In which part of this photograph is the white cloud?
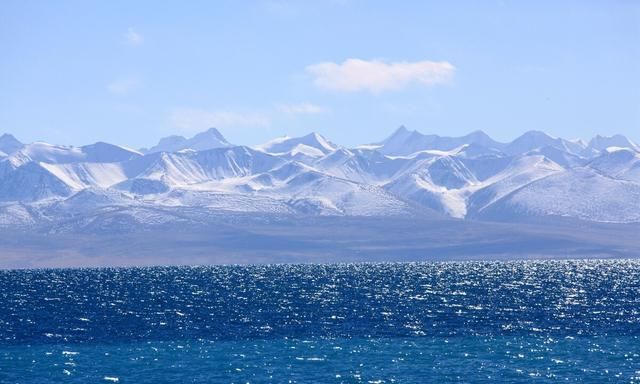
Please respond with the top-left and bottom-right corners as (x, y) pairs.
(170, 108), (271, 133)
(306, 58), (455, 93)
(107, 77), (140, 95)
(277, 102), (325, 115)
(125, 28), (144, 45)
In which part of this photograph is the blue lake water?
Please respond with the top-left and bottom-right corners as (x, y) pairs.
(1, 260), (639, 383)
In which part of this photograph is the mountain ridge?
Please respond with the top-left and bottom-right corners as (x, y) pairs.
(1, 127), (639, 228)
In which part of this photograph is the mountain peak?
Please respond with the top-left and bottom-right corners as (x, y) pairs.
(148, 128), (232, 153)
(192, 127), (227, 142)
(302, 132), (335, 149)
(0, 133), (18, 140)
(394, 125), (410, 134)
(520, 130), (555, 139)
(302, 131), (323, 140)
(377, 128), (502, 156)
(379, 125), (415, 146)
(256, 132), (337, 156)
(588, 134), (638, 152)
(0, 133), (24, 155)
(465, 130), (492, 140)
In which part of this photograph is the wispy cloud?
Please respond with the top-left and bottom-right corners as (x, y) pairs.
(107, 77), (141, 95)
(125, 28), (144, 46)
(306, 58), (455, 93)
(170, 108), (271, 133)
(277, 102), (325, 115)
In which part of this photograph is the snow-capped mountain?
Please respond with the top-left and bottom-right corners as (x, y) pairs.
(255, 132), (337, 159)
(587, 134), (639, 154)
(587, 147), (640, 183)
(15, 141), (141, 164)
(502, 130), (586, 156)
(144, 128), (232, 153)
(370, 126), (503, 156)
(1, 127), (639, 227)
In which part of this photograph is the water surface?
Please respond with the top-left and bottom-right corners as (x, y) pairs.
(1, 261), (639, 382)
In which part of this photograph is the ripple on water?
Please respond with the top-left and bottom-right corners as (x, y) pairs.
(0, 260), (639, 382)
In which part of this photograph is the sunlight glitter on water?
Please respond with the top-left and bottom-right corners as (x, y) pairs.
(0, 260), (639, 383)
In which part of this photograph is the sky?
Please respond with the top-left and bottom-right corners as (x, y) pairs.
(1, 0), (639, 149)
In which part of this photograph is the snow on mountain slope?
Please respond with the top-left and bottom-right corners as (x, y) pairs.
(275, 170), (413, 216)
(0, 202), (37, 226)
(1, 127), (639, 224)
(420, 156), (478, 189)
(153, 189), (295, 214)
(458, 155), (513, 182)
(378, 154), (479, 217)
(314, 148), (409, 184)
(290, 144), (326, 158)
(587, 147), (640, 183)
(15, 142), (141, 164)
(0, 134), (24, 155)
(116, 146), (286, 192)
(385, 172), (468, 217)
(268, 161), (317, 182)
(163, 159), (414, 216)
(16, 142), (85, 163)
(467, 155), (564, 217)
(255, 132), (337, 156)
(177, 146), (284, 182)
(503, 131), (586, 156)
(114, 178), (172, 195)
(587, 134), (639, 153)
(374, 126), (503, 156)
(39, 162), (129, 189)
(49, 205), (203, 234)
(375, 147), (568, 219)
(524, 146), (586, 168)
(0, 161), (73, 201)
(49, 188), (134, 214)
(477, 168), (640, 223)
(455, 143), (506, 159)
(79, 142), (142, 162)
(146, 128), (232, 153)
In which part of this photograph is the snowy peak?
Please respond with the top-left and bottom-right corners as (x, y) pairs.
(17, 142), (84, 164)
(588, 134), (639, 153)
(256, 132), (337, 156)
(373, 126), (416, 154)
(188, 128), (232, 150)
(587, 147), (640, 183)
(79, 142), (142, 163)
(381, 125), (413, 145)
(375, 127), (502, 156)
(147, 128), (232, 153)
(504, 130), (587, 156)
(13, 141), (141, 164)
(1, 127), (640, 224)
(148, 135), (185, 152)
(0, 133), (24, 155)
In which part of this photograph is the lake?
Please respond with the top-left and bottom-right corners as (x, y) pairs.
(1, 260), (639, 382)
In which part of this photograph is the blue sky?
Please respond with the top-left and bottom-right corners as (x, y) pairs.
(1, 0), (638, 148)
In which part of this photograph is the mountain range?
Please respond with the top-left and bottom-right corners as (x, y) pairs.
(1, 127), (639, 225)
(1, 127), (639, 267)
